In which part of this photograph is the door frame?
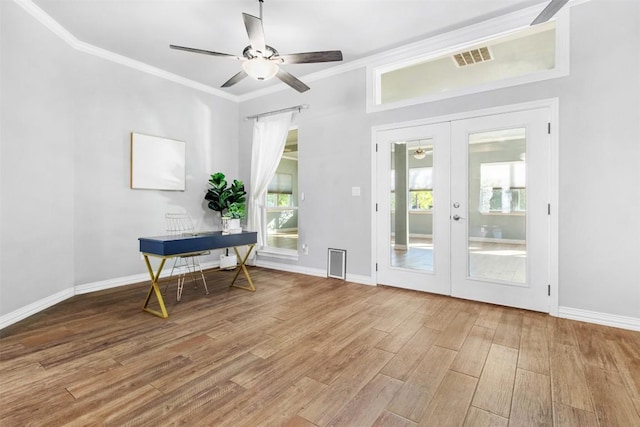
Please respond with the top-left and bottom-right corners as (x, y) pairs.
(371, 98), (559, 315)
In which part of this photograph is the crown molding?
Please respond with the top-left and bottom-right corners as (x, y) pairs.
(237, 1), (576, 102)
(13, 0), (238, 102)
(14, 0), (588, 104)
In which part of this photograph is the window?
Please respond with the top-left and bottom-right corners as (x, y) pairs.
(479, 161), (526, 213)
(391, 167), (434, 211)
(409, 167), (433, 210)
(264, 129), (299, 254)
(368, 11), (569, 112)
(267, 173), (293, 208)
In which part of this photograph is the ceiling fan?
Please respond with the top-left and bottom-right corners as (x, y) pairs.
(170, 0), (343, 93)
(530, 0), (569, 25)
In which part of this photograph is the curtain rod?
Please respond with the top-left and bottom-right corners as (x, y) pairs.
(245, 104), (309, 121)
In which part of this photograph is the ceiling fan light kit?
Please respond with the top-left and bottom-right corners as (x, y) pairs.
(413, 148), (427, 160)
(170, 0), (343, 92)
(242, 57), (279, 81)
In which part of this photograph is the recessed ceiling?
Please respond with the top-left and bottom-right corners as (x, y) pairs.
(30, 0), (550, 97)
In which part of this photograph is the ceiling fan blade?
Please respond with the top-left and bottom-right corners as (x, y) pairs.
(277, 50), (343, 64)
(276, 69), (310, 93)
(242, 13), (267, 53)
(170, 45), (239, 59)
(530, 0), (569, 25)
(221, 70), (248, 88)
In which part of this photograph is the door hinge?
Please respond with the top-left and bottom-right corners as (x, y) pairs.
(548, 122), (551, 134)
(376, 263), (378, 272)
(375, 203), (378, 212)
(375, 143), (378, 152)
(548, 204), (551, 215)
(548, 284), (551, 296)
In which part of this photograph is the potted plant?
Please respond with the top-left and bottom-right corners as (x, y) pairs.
(204, 172), (247, 233)
(226, 202), (246, 219)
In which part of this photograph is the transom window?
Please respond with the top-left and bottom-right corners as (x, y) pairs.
(368, 11), (569, 113)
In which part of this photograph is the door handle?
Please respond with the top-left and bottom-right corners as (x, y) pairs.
(452, 214), (464, 221)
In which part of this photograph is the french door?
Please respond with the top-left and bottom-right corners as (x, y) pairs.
(376, 108), (551, 312)
(376, 123), (451, 295)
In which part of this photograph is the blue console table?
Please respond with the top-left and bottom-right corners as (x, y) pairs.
(138, 231), (258, 318)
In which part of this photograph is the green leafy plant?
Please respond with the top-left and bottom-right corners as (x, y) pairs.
(204, 172), (247, 218)
(227, 202), (246, 219)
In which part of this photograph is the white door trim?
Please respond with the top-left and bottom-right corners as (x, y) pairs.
(371, 98), (559, 315)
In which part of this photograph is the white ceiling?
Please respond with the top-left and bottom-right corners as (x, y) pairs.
(30, 0), (550, 97)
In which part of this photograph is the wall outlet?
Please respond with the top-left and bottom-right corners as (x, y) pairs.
(302, 243), (309, 255)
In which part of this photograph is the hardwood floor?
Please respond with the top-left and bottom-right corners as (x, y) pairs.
(1, 268), (639, 426)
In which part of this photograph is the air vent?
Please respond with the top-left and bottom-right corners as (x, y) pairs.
(327, 248), (347, 280)
(453, 47), (492, 67)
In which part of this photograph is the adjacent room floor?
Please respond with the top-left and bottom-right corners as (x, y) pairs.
(391, 237), (526, 282)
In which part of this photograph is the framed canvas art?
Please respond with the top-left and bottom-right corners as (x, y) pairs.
(130, 132), (186, 191)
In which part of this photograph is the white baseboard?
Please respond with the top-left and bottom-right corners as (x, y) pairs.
(255, 259), (374, 286)
(558, 306), (640, 331)
(75, 260), (221, 295)
(255, 259), (326, 278)
(74, 272), (150, 295)
(346, 273), (375, 286)
(0, 259), (221, 330)
(9, 267), (635, 333)
(469, 237), (525, 245)
(0, 288), (74, 330)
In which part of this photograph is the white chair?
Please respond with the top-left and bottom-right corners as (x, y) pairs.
(164, 212), (209, 301)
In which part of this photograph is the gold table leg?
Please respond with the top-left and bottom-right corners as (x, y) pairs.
(230, 244), (256, 292)
(142, 255), (169, 318)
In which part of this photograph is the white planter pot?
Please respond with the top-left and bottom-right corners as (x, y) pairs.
(228, 218), (241, 233)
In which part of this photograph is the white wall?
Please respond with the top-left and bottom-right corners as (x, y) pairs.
(240, 0), (640, 320)
(0, 1), (239, 316)
(556, 0), (639, 318)
(70, 52), (239, 284)
(240, 69), (375, 277)
(1, 1), (76, 314)
(1, 0), (637, 326)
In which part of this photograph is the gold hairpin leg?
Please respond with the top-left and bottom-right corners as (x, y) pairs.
(230, 244), (256, 292)
(142, 255), (169, 318)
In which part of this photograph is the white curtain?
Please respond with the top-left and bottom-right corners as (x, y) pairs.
(248, 111), (296, 248)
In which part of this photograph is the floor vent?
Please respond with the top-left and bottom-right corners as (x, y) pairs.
(327, 248), (347, 280)
(453, 47), (492, 67)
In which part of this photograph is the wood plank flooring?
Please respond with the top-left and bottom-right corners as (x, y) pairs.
(1, 268), (639, 426)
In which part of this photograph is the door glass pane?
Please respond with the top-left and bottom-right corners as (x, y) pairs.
(468, 128), (526, 283)
(390, 139), (434, 271)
